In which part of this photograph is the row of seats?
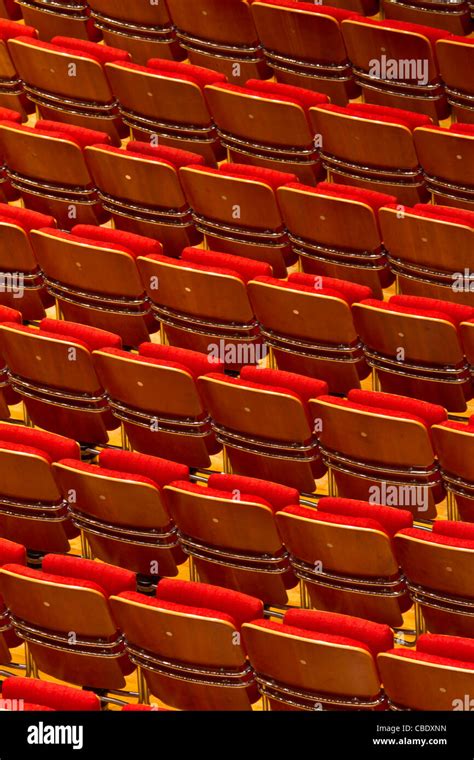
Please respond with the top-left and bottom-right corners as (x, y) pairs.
(0, 541), (472, 711)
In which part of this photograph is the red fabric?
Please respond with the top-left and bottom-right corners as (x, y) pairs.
(126, 141), (206, 167)
(0, 321), (93, 351)
(316, 103), (430, 131)
(359, 298), (459, 326)
(0, 537), (26, 566)
(98, 449), (189, 488)
(51, 36), (130, 65)
(0, 204), (54, 231)
(280, 503), (387, 534)
(433, 521), (474, 542)
(121, 705), (168, 711)
(117, 590), (237, 627)
(71, 225), (163, 259)
(245, 79), (329, 111)
(200, 372), (307, 410)
(86, 143), (177, 170)
(208, 473), (298, 512)
(218, 162), (297, 191)
(347, 389), (447, 426)
(0, 440), (59, 465)
(42, 554), (135, 597)
(0, 305), (21, 323)
(96, 347), (201, 380)
(380, 647), (474, 670)
(288, 272), (372, 304)
(354, 17), (452, 47)
(147, 57), (227, 87)
(436, 420), (474, 433)
(56, 458), (159, 490)
(2, 678), (100, 711)
(0, 107), (21, 124)
(0, 19), (35, 41)
(240, 366), (327, 407)
(442, 35), (474, 45)
(314, 181), (396, 211)
(35, 120), (110, 149)
(395, 527), (474, 551)
(412, 204), (474, 229)
(389, 295), (474, 326)
(318, 496), (413, 536)
(252, 275), (348, 302)
(138, 342), (224, 379)
(1, 563), (106, 596)
(39, 318), (122, 352)
(417, 633), (474, 663)
(284, 608), (393, 655)
(166, 479), (272, 509)
(316, 394), (441, 430)
(449, 123), (474, 136)
(245, 618), (374, 655)
(181, 247), (272, 283)
(110, 61), (210, 90)
(0, 423), (79, 462)
(144, 252), (245, 282)
(156, 578), (264, 629)
(36, 228), (138, 261)
(256, 0), (360, 21)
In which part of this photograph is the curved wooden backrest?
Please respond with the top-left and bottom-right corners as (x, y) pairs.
(460, 322), (474, 365)
(8, 38), (113, 102)
(310, 107), (418, 169)
(0, 445), (61, 501)
(0, 39), (17, 80)
(31, 229), (144, 298)
(436, 39), (474, 96)
(309, 397), (435, 467)
(0, 123), (91, 185)
(414, 128), (474, 185)
(378, 651), (474, 710)
(93, 349), (205, 417)
(110, 594), (246, 667)
(242, 621), (381, 697)
(248, 279), (357, 343)
(198, 374), (313, 442)
(167, 0), (258, 44)
(278, 186), (381, 250)
(164, 482), (282, 553)
(251, 2), (348, 62)
(431, 423), (474, 481)
(52, 461), (170, 529)
(85, 146), (187, 209)
(379, 206), (473, 270)
(137, 255), (254, 323)
(205, 85), (313, 147)
(394, 531), (474, 598)
(353, 302), (463, 364)
(0, 324), (101, 393)
(105, 63), (211, 125)
(0, 221), (38, 271)
(179, 167), (283, 230)
(0, 567), (118, 637)
(88, 0), (172, 25)
(341, 20), (437, 79)
(276, 510), (398, 577)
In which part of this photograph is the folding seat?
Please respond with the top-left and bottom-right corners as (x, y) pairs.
(250, 1), (362, 105)
(276, 497), (413, 626)
(309, 103), (431, 204)
(414, 122), (474, 210)
(30, 225), (162, 347)
(0, 204), (56, 320)
(0, 319), (122, 443)
(93, 343), (224, 468)
(204, 80), (329, 184)
(165, 0), (269, 83)
(110, 577), (263, 710)
(52, 450), (189, 577)
(0, 304), (21, 417)
(248, 273), (372, 393)
(0, 537), (26, 666)
(164, 473), (299, 603)
(0, 423), (80, 552)
(242, 608), (393, 710)
(7, 36), (131, 144)
(310, 390), (447, 518)
(383, 0), (472, 35)
(0, 107), (22, 202)
(87, 0), (184, 65)
(277, 182), (396, 298)
(179, 163), (297, 278)
(341, 19), (451, 121)
(431, 417), (474, 521)
(0, 555), (136, 689)
(0, 19), (36, 118)
(105, 58), (227, 164)
(137, 248), (269, 369)
(437, 37), (474, 123)
(198, 367), (328, 491)
(378, 633), (474, 709)
(353, 295), (474, 411)
(0, 677), (101, 710)
(16, 0), (100, 43)
(0, 119), (111, 227)
(379, 203), (474, 306)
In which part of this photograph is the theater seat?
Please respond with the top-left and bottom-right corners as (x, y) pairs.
(432, 418), (474, 521)
(414, 123), (474, 211)
(383, 0), (472, 35)
(0, 19), (36, 118)
(0, 537), (25, 664)
(16, 0), (100, 43)
(0, 677), (101, 710)
(0, 303), (21, 416)
(437, 36), (474, 124)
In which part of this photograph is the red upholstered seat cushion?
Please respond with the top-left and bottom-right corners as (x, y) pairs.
(112, 61), (214, 90)
(0, 321), (98, 352)
(117, 590), (238, 627)
(417, 633), (474, 662)
(240, 366), (328, 406)
(359, 298), (459, 326)
(98, 449), (189, 488)
(2, 678), (100, 711)
(56, 459), (160, 490)
(380, 647), (474, 670)
(143, 252), (244, 282)
(121, 704), (168, 711)
(39, 318), (122, 351)
(51, 36), (131, 65)
(284, 608), (393, 655)
(317, 496), (413, 536)
(395, 527), (474, 551)
(208, 473), (298, 512)
(201, 373), (314, 418)
(156, 578), (264, 629)
(0, 441), (60, 465)
(0, 107), (21, 123)
(166, 479), (273, 509)
(449, 123), (474, 136)
(354, 17), (452, 47)
(96, 347), (207, 381)
(433, 520), (474, 542)
(245, 79), (329, 111)
(347, 389), (447, 426)
(2, 563), (106, 596)
(126, 141), (206, 167)
(436, 419), (474, 433)
(0, 305), (21, 323)
(317, 103), (430, 131)
(218, 162), (297, 191)
(257, 0), (360, 20)
(138, 342), (224, 379)
(147, 57), (227, 87)
(0, 537), (26, 566)
(181, 248), (272, 282)
(280, 503), (387, 534)
(0, 423), (79, 461)
(389, 295), (474, 326)
(42, 554), (135, 596)
(412, 204), (474, 229)
(288, 273), (372, 304)
(35, 120), (110, 148)
(316, 394), (442, 431)
(71, 225), (163, 259)
(0, 19), (36, 40)
(315, 181), (396, 211)
(0, 203), (55, 231)
(252, 275), (350, 302)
